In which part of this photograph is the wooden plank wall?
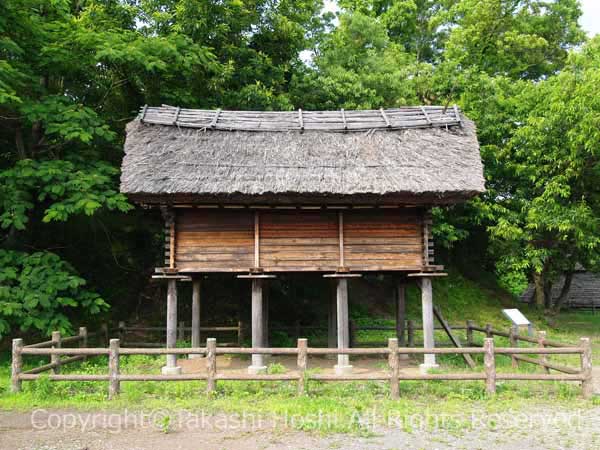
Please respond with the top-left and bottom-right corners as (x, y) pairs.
(260, 211), (339, 271)
(175, 210), (254, 272)
(344, 209), (423, 271)
(173, 208), (425, 273)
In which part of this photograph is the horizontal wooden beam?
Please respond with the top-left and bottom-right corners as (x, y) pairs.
(322, 273), (363, 279)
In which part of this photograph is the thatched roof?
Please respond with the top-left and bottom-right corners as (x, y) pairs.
(121, 106), (485, 205)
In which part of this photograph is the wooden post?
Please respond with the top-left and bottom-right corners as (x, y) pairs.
(178, 321), (185, 341)
(328, 282), (337, 349)
(485, 323), (492, 338)
(537, 330), (550, 374)
(118, 321), (125, 342)
(11, 338), (23, 393)
(349, 319), (356, 348)
(338, 211), (345, 269)
(237, 320), (244, 346)
(254, 211), (260, 269)
(79, 327), (88, 348)
(101, 323), (109, 346)
(466, 320), (474, 346)
(79, 327), (88, 361)
(51, 331), (61, 374)
(509, 325), (519, 368)
(249, 279), (266, 373)
(108, 338), (120, 400)
(580, 337), (593, 399)
(395, 282), (406, 348)
(297, 338), (308, 395)
(407, 320), (415, 347)
(162, 278), (181, 374)
(388, 338), (399, 400)
(206, 338), (217, 394)
(191, 278), (201, 358)
(263, 282), (269, 349)
(483, 338), (496, 395)
(335, 278), (352, 374)
(420, 277), (437, 370)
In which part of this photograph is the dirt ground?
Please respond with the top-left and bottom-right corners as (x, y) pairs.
(1, 405), (600, 450)
(177, 353), (420, 376)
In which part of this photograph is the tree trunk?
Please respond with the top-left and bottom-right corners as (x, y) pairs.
(533, 272), (544, 309)
(543, 278), (553, 310)
(553, 272), (574, 314)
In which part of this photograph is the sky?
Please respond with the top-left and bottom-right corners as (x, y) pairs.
(580, 0), (600, 36)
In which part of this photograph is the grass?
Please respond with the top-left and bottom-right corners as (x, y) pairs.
(0, 271), (598, 434)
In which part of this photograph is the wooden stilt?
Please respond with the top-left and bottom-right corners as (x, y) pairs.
(420, 277), (438, 372)
(328, 281), (337, 350)
(395, 280), (408, 360)
(190, 278), (201, 359)
(162, 279), (181, 375)
(263, 282), (269, 348)
(249, 279), (266, 374)
(335, 278), (352, 374)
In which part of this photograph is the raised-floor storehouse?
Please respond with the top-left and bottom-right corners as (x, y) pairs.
(120, 106), (485, 374)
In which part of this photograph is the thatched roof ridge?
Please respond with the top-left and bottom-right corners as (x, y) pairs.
(121, 106), (485, 205)
(138, 105), (463, 132)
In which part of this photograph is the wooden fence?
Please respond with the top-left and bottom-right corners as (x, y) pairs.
(11, 327), (593, 400)
(112, 321), (243, 347)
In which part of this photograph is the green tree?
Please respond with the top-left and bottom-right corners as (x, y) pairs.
(0, 0), (329, 338)
(483, 37), (600, 312)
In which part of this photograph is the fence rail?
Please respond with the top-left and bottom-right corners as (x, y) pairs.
(113, 321), (243, 348)
(11, 331), (593, 400)
(113, 319), (473, 349)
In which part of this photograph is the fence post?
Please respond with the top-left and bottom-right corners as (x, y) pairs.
(580, 337), (593, 399)
(483, 338), (496, 395)
(51, 331), (61, 374)
(11, 339), (23, 393)
(79, 327), (88, 361)
(108, 339), (120, 400)
(178, 321), (185, 341)
(509, 325), (519, 368)
(407, 320), (415, 347)
(297, 338), (308, 395)
(485, 323), (493, 338)
(237, 320), (244, 347)
(537, 330), (550, 374)
(466, 320), (474, 346)
(206, 338), (217, 394)
(388, 338), (399, 400)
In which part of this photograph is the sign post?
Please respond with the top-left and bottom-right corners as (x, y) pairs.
(502, 309), (533, 336)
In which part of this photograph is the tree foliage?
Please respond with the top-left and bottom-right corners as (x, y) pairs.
(0, 0), (596, 339)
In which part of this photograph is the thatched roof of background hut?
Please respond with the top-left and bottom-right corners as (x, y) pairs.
(120, 106), (485, 205)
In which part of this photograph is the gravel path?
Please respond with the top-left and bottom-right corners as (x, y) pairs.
(1, 406), (600, 450)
